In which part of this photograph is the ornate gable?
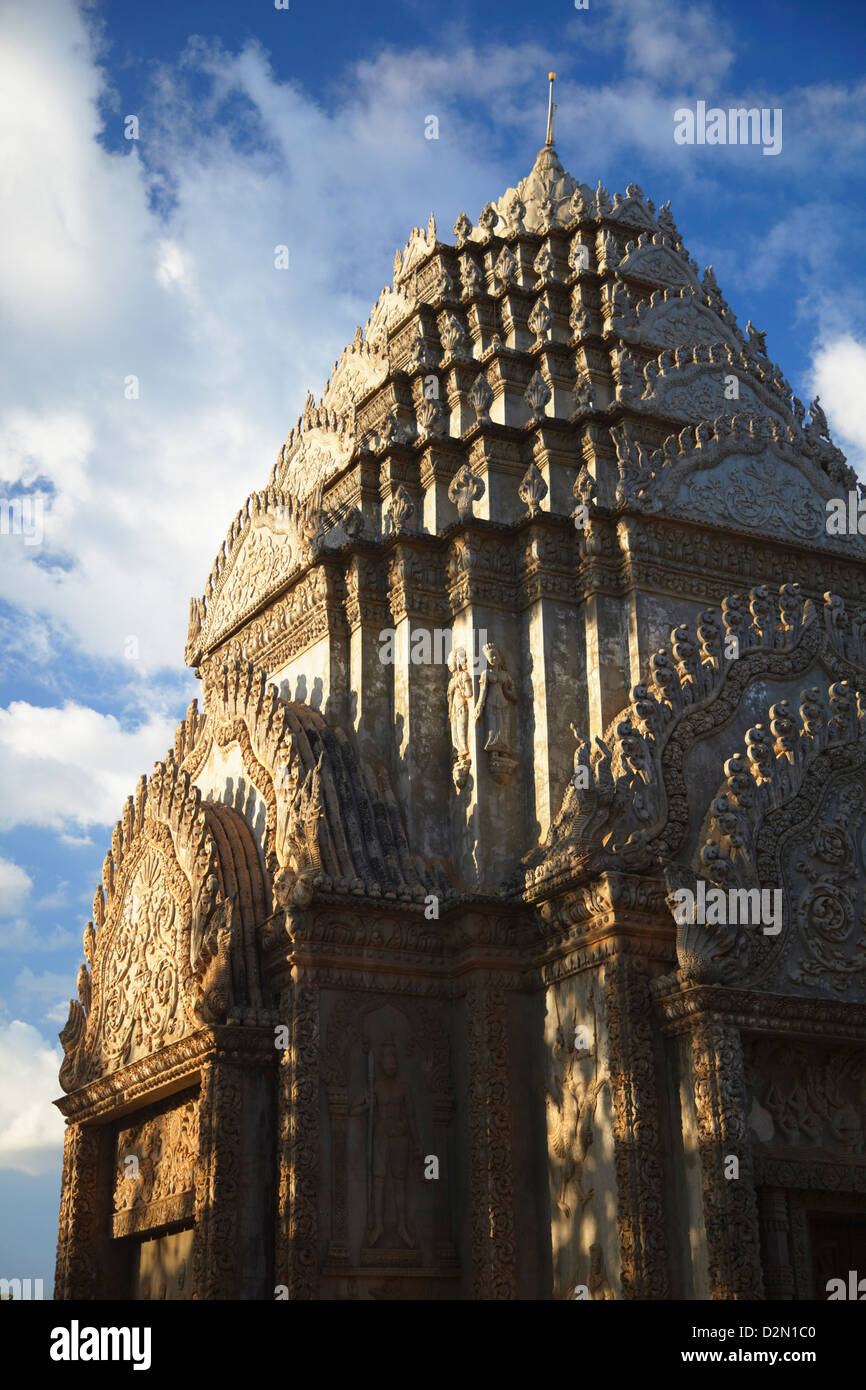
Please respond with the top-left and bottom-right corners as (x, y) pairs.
(620, 286), (742, 353)
(617, 232), (700, 291)
(612, 412), (865, 554)
(669, 679), (866, 1000)
(185, 658), (446, 906)
(527, 584), (866, 899)
(58, 754), (271, 1093)
(186, 487), (330, 665)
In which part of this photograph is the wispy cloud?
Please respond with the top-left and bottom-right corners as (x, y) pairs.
(0, 1020), (65, 1175)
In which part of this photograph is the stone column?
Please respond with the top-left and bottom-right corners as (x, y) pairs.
(55, 1122), (107, 1300)
(325, 1082), (350, 1268)
(345, 551), (391, 764)
(432, 1095), (457, 1268)
(604, 952), (670, 1299)
(387, 540), (452, 865)
(284, 979), (321, 1299)
(758, 1187), (794, 1300)
(583, 590), (631, 740)
(690, 1015), (764, 1299)
(192, 1032), (275, 1301)
(192, 1062), (242, 1299)
(274, 985), (293, 1291)
(521, 536), (584, 842)
(464, 976), (517, 1299)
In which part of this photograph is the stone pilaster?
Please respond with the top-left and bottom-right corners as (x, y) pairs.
(604, 952), (670, 1298)
(464, 976), (517, 1299)
(758, 1187), (794, 1301)
(192, 1033), (275, 1300)
(690, 1016), (764, 1300)
(285, 979), (321, 1299)
(55, 1122), (106, 1300)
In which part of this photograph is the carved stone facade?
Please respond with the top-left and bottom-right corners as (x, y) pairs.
(56, 144), (866, 1299)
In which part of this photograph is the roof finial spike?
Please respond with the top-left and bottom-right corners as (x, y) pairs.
(545, 72), (557, 148)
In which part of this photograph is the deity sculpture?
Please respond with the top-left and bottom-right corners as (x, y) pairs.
(351, 1035), (421, 1249)
(446, 645), (474, 789)
(475, 643), (517, 752)
(472, 643), (518, 784)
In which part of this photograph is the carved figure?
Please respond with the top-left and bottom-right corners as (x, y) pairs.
(351, 1036), (421, 1249)
(446, 646), (474, 788)
(474, 643), (517, 753)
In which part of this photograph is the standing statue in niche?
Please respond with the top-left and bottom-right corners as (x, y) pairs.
(474, 642), (518, 784)
(446, 646), (473, 789)
(351, 1035), (422, 1250)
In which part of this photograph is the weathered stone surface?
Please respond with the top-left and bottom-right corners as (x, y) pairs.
(56, 146), (866, 1302)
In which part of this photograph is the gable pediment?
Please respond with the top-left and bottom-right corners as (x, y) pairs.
(672, 447), (866, 552)
(190, 487), (330, 662)
(622, 288), (741, 352)
(617, 234), (700, 290)
(58, 759), (270, 1093)
(638, 355), (789, 426)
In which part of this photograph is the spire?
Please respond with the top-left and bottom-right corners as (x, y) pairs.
(545, 72), (557, 148)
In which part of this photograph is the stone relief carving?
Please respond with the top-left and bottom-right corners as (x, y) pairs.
(620, 285), (741, 352)
(611, 408), (860, 552)
(529, 584), (866, 895)
(744, 1041), (866, 1158)
(113, 1095), (199, 1234)
(98, 845), (187, 1072)
(546, 991), (608, 1223)
(524, 372), (551, 423)
(519, 460), (548, 514)
(387, 485), (416, 535)
(448, 463), (484, 521)
(446, 645), (474, 789)
(674, 681), (866, 994)
(475, 643), (518, 784)
(684, 457), (824, 540)
(351, 1035), (422, 1254)
(321, 994), (455, 1282)
(188, 486), (329, 661)
(616, 232), (699, 290)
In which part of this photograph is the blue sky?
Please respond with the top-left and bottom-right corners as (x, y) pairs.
(1, 0), (864, 1293)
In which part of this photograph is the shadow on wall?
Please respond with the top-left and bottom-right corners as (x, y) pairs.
(221, 776), (268, 856)
(278, 674), (325, 711)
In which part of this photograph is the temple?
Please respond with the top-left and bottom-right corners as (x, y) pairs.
(55, 137), (866, 1300)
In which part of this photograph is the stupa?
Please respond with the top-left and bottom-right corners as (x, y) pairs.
(55, 97), (866, 1299)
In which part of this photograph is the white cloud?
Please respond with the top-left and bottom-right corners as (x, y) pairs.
(13, 968), (74, 1029)
(1, 0), (861, 690)
(14, 967), (73, 1004)
(810, 336), (866, 474)
(57, 833), (94, 849)
(0, 700), (178, 832)
(0, 919), (77, 953)
(0, 1020), (65, 1174)
(34, 881), (69, 912)
(0, 856), (32, 917)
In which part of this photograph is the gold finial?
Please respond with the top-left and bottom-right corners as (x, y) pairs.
(545, 72), (557, 148)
